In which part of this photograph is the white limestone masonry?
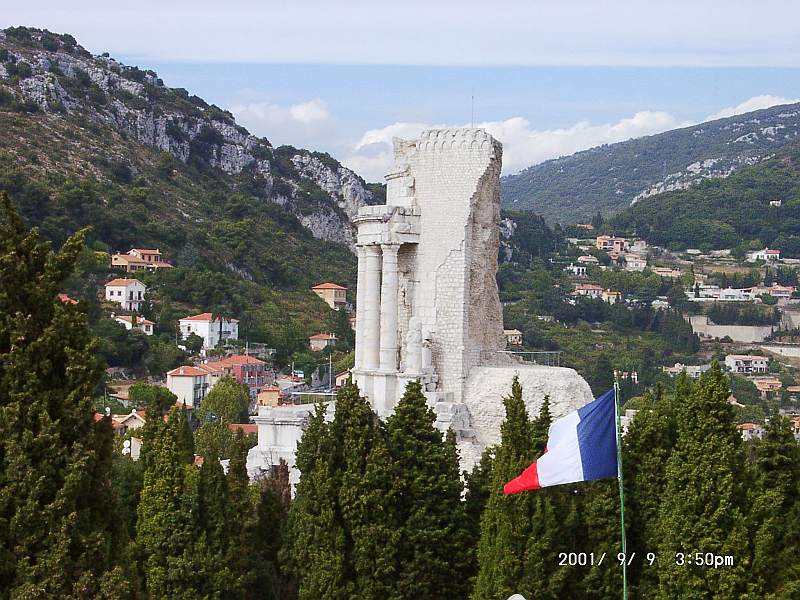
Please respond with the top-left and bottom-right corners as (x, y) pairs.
(249, 128), (592, 480)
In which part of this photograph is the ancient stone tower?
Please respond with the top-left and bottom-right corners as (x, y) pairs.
(352, 128), (507, 414)
(248, 128), (594, 481)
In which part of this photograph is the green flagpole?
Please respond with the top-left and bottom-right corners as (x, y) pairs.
(613, 381), (628, 600)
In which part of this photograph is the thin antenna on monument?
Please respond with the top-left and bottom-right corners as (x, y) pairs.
(471, 95), (475, 128)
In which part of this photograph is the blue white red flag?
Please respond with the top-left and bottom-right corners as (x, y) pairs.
(504, 389), (618, 494)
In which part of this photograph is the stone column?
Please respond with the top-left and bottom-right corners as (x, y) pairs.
(379, 244), (400, 372)
(354, 246), (366, 369)
(362, 245), (382, 370)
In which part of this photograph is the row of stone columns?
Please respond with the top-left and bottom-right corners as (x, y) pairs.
(355, 243), (400, 372)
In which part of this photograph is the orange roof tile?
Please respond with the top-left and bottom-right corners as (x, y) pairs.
(309, 333), (336, 340)
(167, 366), (208, 377)
(131, 248), (160, 254)
(228, 423), (258, 434)
(106, 278), (144, 286)
(179, 312), (239, 323)
(115, 315), (155, 325)
(312, 282), (347, 290)
(57, 293), (78, 305)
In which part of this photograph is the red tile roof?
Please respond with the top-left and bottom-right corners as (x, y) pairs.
(57, 293), (78, 305)
(312, 282), (347, 290)
(167, 366), (208, 377)
(179, 312), (239, 323)
(106, 278), (144, 287)
(228, 423), (258, 434)
(213, 354), (266, 366)
(131, 248), (160, 254)
(309, 333), (337, 340)
(115, 315), (155, 325)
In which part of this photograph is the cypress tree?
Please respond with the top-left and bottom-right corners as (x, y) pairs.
(225, 431), (262, 600)
(282, 401), (350, 600)
(379, 380), (470, 600)
(622, 383), (679, 596)
(655, 363), (750, 598)
(196, 443), (231, 598)
(136, 407), (201, 599)
(748, 415), (800, 598)
(332, 381), (380, 598)
(0, 195), (130, 598)
(464, 447), (495, 585)
(473, 378), (562, 600)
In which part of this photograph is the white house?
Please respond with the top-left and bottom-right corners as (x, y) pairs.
(178, 312), (239, 349)
(166, 365), (213, 408)
(105, 279), (147, 311)
(724, 354), (769, 374)
(577, 255), (600, 265)
(573, 283), (604, 299)
(504, 329), (523, 346)
(114, 315), (155, 335)
(747, 248), (781, 262)
(623, 253), (647, 272)
(662, 363), (711, 379)
(567, 263), (587, 277)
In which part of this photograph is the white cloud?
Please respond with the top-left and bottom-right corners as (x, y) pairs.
(342, 111), (690, 180)
(705, 95), (800, 120)
(342, 94), (800, 181)
(229, 98), (333, 147)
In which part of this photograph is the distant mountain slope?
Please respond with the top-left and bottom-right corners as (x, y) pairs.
(609, 142), (800, 255)
(501, 102), (800, 224)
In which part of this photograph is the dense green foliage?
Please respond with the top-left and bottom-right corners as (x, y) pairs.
(502, 103), (800, 224)
(611, 144), (800, 254)
(0, 194), (131, 598)
(284, 380), (471, 600)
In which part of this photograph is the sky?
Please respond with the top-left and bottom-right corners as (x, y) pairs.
(3, 1), (800, 181)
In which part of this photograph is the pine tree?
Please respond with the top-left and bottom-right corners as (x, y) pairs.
(282, 401), (350, 600)
(655, 363), (750, 598)
(748, 415), (800, 598)
(136, 407), (201, 599)
(379, 380), (470, 600)
(0, 194), (131, 598)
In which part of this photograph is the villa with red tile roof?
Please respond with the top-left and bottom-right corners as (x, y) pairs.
(178, 312), (239, 349)
(309, 332), (337, 352)
(166, 365), (214, 408)
(203, 354), (271, 397)
(104, 278), (147, 311)
(311, 282), (347, 310)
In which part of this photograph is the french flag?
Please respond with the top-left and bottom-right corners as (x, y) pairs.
(504, 389), (618, 494)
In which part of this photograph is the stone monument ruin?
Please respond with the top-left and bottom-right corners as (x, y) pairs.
(248, 128), (593, 480)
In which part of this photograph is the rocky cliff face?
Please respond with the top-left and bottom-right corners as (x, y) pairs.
(0, 27), (373, 247)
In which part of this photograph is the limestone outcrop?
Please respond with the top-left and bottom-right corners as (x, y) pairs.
(0, 27), (374, 246)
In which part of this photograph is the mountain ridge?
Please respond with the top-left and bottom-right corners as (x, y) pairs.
(501, 101), (800, 224)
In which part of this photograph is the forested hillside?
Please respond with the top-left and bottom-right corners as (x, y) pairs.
(501, 102), (800, 224)
(0, 27), (373, 362)
(610, 142), (800, 254)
